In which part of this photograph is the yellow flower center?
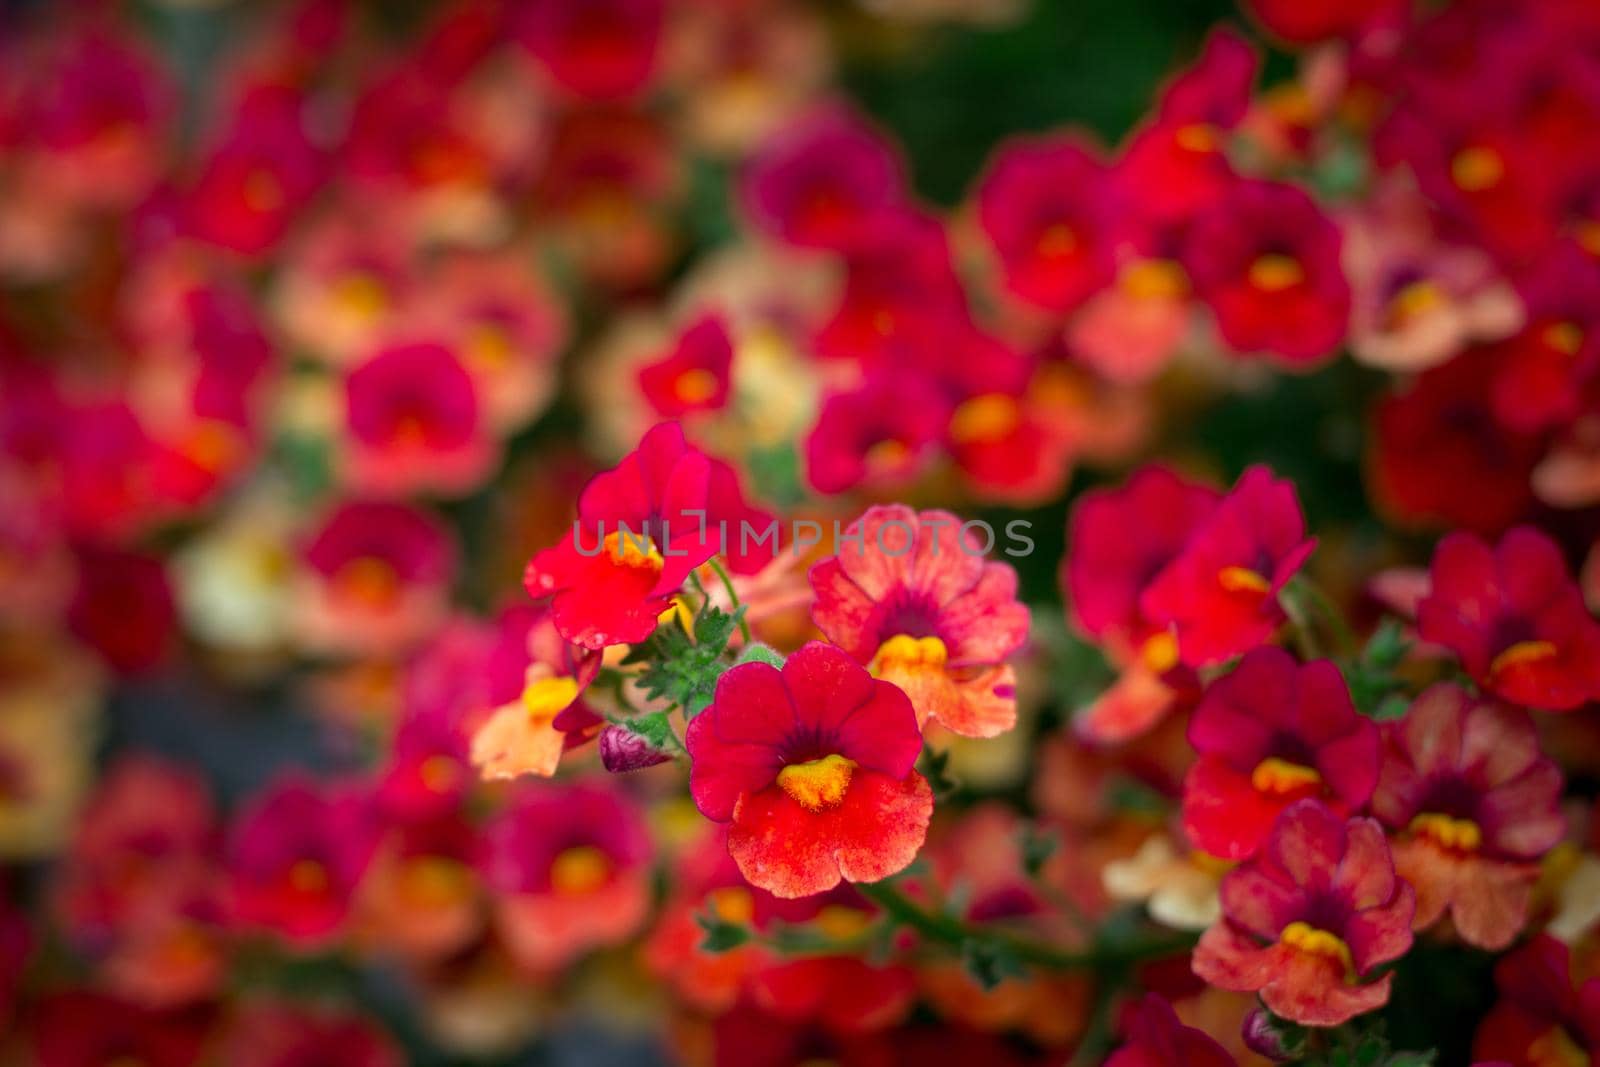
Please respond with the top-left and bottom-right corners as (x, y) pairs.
(1217, 566), (1272, 596)
(706, 886), (754, 925)
(1544, 321), (1585, 356)
(1490, 639), (1558, 679)
(603, 530), (665, 572)
(949, 393), (1021, 445)
(1452, 146), (1505, 192)
(1249, 254), (1305, 293)
(872, 634), (949, 674)
(335, 556), (401, 608)
(1528, 1025), (1591, 1067)
(777, 753), (857, 813)
(550, 845), (612, 895)
(1409, 812), (1483, 853)
(466, 323), (514, 370)
(523, 675), (579, 723)
(674, 367), (719, 405)
(814, 905), (872, 940)
(333, 272), (389, 322)
(1279, 920), (1356, 982)
(1036, 222), (1078, 259)
(1140, 631), (1180, 674)
(1120, 258), (1189, 300)
(401, 856), (474, 909)
(288, 859), (329, 895)
(1388, 279), (1445, 326)
(1251, 757), (1322, 797)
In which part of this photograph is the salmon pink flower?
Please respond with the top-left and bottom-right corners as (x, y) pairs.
(482, 781), (653, 973)
(1371, 684), (1564, 949)
(686, 641), (932, 898)
(1183, 648), (1379, 860)
(975, 135), (1115, 314)
(810, 506), (1029, 738)
(1184, 179), (1350, 366)
(525, 421), (775, 649)
(638, 314), (733, 418)
(227, 774), (379, 949)
(1107, 995), (1236, 1067)
(1473, 935), (1600, 1066)
(1140, 465), (1316, 667)
(341, 340), (499, 498)
(1417, 526), (1600, 710)
(1064, 465), (1219, 741)
(292, 499), (456, 658)
(1193, 800), (1415, 1027)
(740, 106), (906, 252)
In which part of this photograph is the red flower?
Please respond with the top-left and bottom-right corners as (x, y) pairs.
(1140, 465), (1316, 667)
(341, 340), (498, 498)
(750, 955), (917, 1034)
(1473, 935), (1600, 1067)
(1244, 0), (1403, 44)
(215, 1002), (401, 1067)
(515, 0), (664, 101)
(1193, 800), (1415, 1027)
(1184, 179), (1350, 366)
(29, 992), (207, 1067)
(1183, 648), (1379, 861)
(638, 314), (734, 418)
(67, 547), (176, 675)
(1417, 526), (1600, 710)
(1371, 684), (1565, 949)
(975, 135), (1115, 314)
(185, 88), (324, 256)
(1368, 347), (1542, 535)
(740, 106), (906, 252)
(226, 773), (378, 949)
(686, 642), (932, 898)
(805, 372), (951, 495)
(1106, 995), (1236, 1067)
(525, 421), (774, 649)
(481, 780), (653, 973)
(810, 505), (1029, 738)
(1488, 246), (1600, 434)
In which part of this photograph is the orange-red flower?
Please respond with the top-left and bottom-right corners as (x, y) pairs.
(810, 505), (1029, 738)
(1371, 683), (1564, 949)
(686, 641), (932, 898)
(1193, 800), (1414, 1027)
(1474, 935), (1600, 1066)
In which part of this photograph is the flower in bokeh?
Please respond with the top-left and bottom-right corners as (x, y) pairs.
(1183, 648), (1378, 861)
(804, 370), (950, 495)
(1473, 935), (1600, 1066)
(1193, 799), (1414, 1027)
(810, 505), (1029, 738)
(1417, 526), (1600, 710)
(355, 815), (484, 964)
(215, 1001), (401, 1067)
(0, 639), (99, 860)
(1371, 684), (1564, 949)
(687, 641), (931, 898)
(515, 0), (664, 101)
(1106, 994), (1236, 1067)
(67, 547), (176, 676)
(482, 780), (653, 973)
(1140, 465), (1315, 667)
(525, 421), (773, 649)
(638, 313), (734, 418)
(469, 605), (603, 780)
(28, 991), (208, 1067)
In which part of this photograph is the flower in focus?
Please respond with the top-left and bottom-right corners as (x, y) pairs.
(1417, 526), (1600, 710)
(1371, 683), (1564, 949)
(1192, 799), (1415, 1027)
(686, 641), (931, 898)
(1182, 647), (1378, 861)
(810, 505), (1028, 738)
(481, 780), (653, 973)
(525, 421), (774, 649)
(1140, 465), (1316, 667)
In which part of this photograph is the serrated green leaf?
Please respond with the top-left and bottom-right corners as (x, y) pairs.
(734, 643), (785, 668)
(620, 710), (675, 749)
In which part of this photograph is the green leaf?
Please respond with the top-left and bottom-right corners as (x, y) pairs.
(1018, 824), (1058, 878)
(634, 605), (746, 717)
(959, 938), (1026, 991)
(695, 909), (751, 954)
(918, 747), (960, 799)
(734, 643), (785, 668)
(620, 710), (676, 749)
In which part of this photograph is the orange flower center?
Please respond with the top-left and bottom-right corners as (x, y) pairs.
(949, 393), (1021, 445)
(467, 323), (515, 370)
(335, 556), (401, 609)
(1544, 321), (1585, 356)
(674, 367), (720, 405)
(1217, 566), (1272, 596)
(603, 530), (666, 573)
(1388, 279), (1445, 326)
(1452, 146), (1505, 192)
(1175, 123), (1218, 153)
(333, 272), (389, 322)
(1251, 757), (1322, 797)
(1140, 631), (1180, 674)
(1279, 920), (1356, 982)
(182, 420), (243, 474)
(401, 856), (474, 909)
(419, 754), (462, 793)
(1490, 639), (1558, 679)
(1528, 1025), (1591, 1067)
(814, 905), (872, 940)
(1036, 222), (1079, 259)
(523, 675), (579, 723)
(872, 634), (949, 674)
(1576, 219), (1600, 258)
(1408, 812), (1483, 853)
(706, 886), (754, 925)
(865, 438), (912, 472)
(1249, 254), (1305, 293)
(1120, 258), (1189, 301)
(550, 845), (612, 895)
(777, 753), (857, 813)
(288, 859), (329, 895)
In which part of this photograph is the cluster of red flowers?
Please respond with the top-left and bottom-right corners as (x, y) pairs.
(6, 0), (1600, 1064)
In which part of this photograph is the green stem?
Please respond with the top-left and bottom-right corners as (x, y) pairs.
(854, 880), (1195, 972)
(1293, 577), (1359, 660)
(707, 557), (752, 645)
